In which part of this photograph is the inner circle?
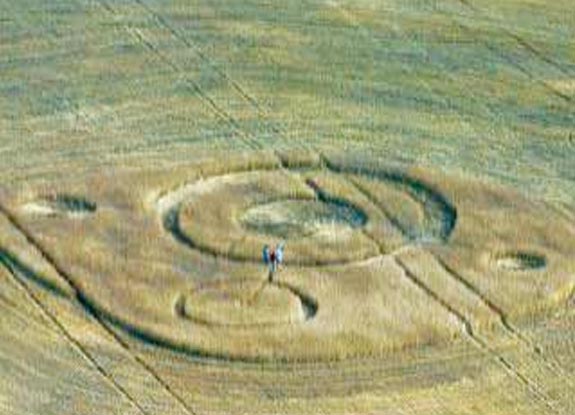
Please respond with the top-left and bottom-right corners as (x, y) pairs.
(176, 279), (317, 327)
(240, 199), (368, 239)
(173, 170), (383, 266)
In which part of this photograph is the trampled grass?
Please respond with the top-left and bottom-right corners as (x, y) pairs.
(1, 0), (574, 413)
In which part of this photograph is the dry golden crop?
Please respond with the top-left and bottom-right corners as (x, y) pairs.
(2, 0), (575, 414)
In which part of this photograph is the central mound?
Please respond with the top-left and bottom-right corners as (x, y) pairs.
(241, 199), (367, 239)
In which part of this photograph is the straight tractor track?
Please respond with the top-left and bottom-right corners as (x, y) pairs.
(126, 26), (260, 153)
(453, 20), (574, 104)
(392, 256), (563, 414)
(432, 255), (575, 388)
(0, 252), (149, 415)
(0, 203), (200, 415)
(129, 0), (269, 116)
(92, 0), (293, 154)
(454, 0), (574, 79)
(93, 0), (311, 155)
(127, 0), (304, 149)
(92, 0), (260, 152)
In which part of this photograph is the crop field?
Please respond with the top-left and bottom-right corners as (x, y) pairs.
(1, 0), (574, 414)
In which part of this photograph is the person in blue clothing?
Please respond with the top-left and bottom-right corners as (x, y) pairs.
(263, 244), (275, 282)
(263, 243), (285, 282)
(263, 244), (270, 267)
(275, 242), (285, 271)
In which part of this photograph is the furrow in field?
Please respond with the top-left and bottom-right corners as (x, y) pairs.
(451, 21), (573, 104)
(112, 0), (312, 153)
(92, 0), (260, 152)
(128, 0), (288, 128)
(129, 26), (258, 149)
(453, 0), (574, 78)
(130, 0), (266, 113)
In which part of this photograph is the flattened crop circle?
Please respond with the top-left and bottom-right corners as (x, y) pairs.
(167, 170), (380, 266)
(240, 199), (367, 239)
(157, 165), (457, 268)
(175, 279), (317, 327)
(148, 161), (460, 360)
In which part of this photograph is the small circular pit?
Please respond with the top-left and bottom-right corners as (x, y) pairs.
(496, 252), (547, 271)
(22, 194), (97, 217)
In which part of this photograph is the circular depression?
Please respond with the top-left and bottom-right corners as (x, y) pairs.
(156, 165), (459, 270)
(240, 199), (367, 239)
(168, 170), (382, 266)
(22, 194), (97, 217)
(496, 252), (547, 271)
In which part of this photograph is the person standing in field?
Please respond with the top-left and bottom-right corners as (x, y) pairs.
(263, 243), (285, 282)
(275, 242), (285, 271)
(263, 244), (270, 268)
(268, 247), (276, 282)
(263, 244), (274, 281)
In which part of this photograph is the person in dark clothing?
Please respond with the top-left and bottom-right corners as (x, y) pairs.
(268, 248), (276, 282)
